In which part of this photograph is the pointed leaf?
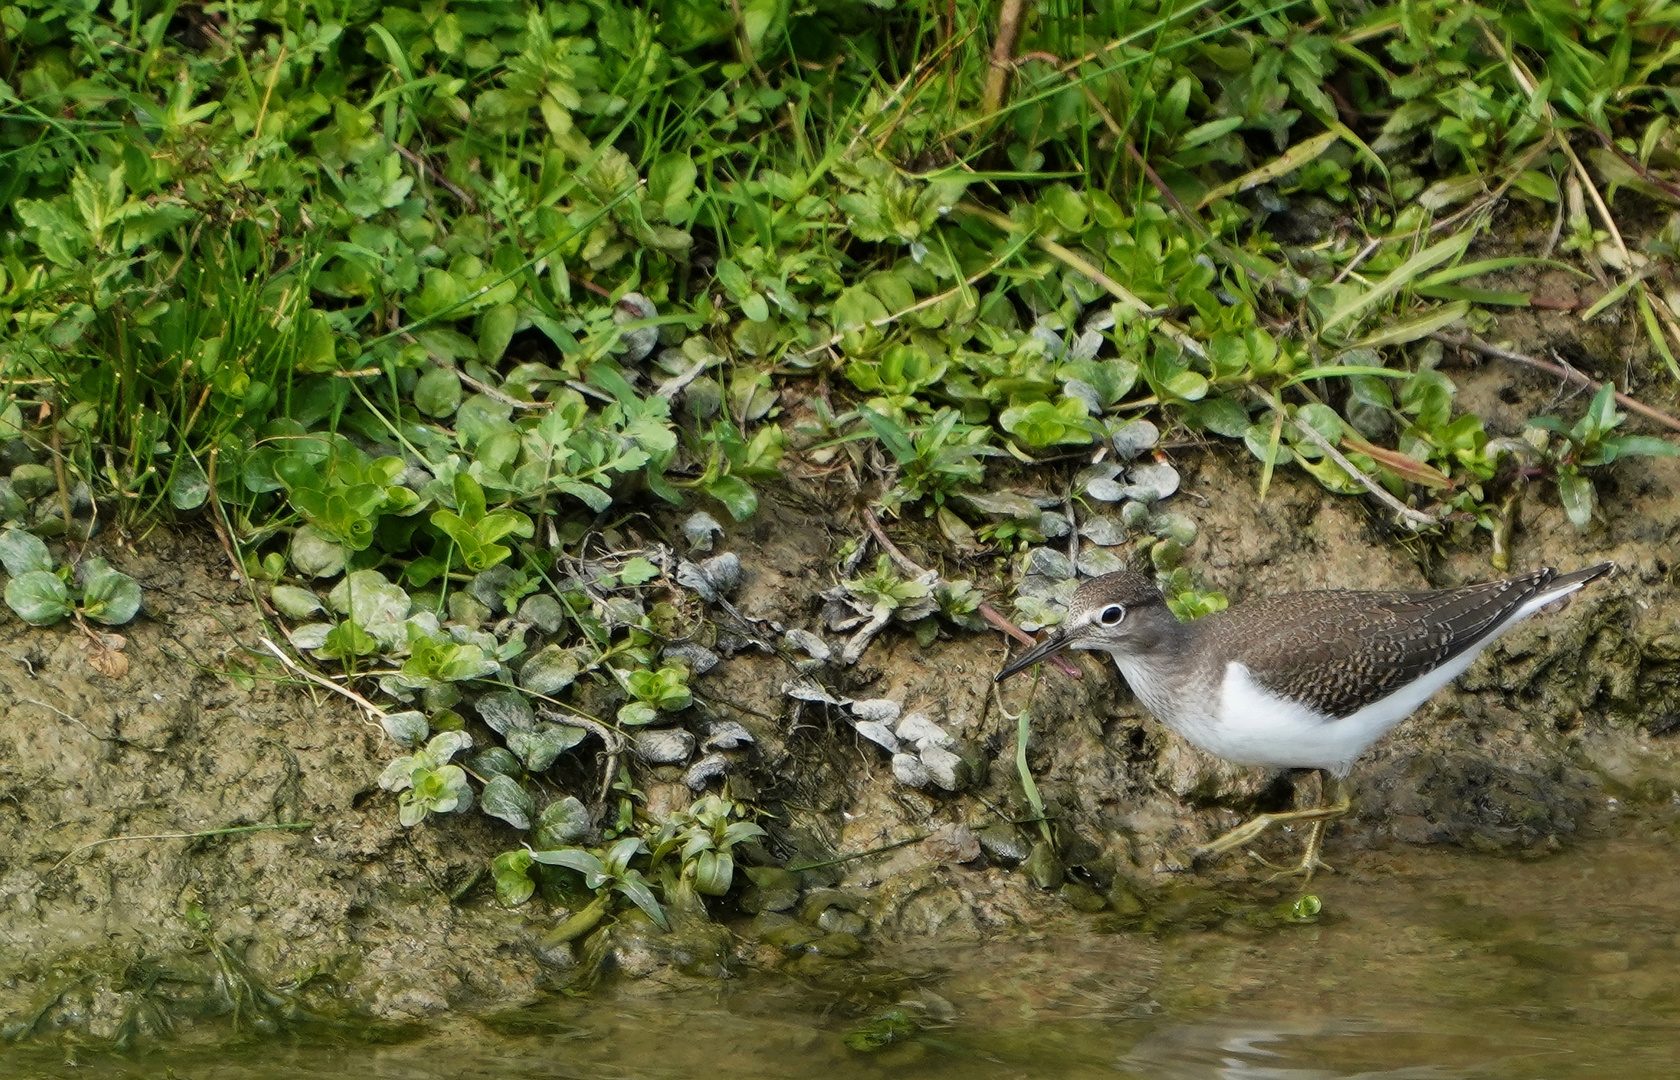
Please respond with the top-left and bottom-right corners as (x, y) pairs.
(1558, 471), (1596, 528)
(615, 873), (670, 929)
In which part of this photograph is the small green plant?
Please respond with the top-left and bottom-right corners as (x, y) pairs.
(1161, 568), (1230, 621)
(1526, 384), (1679, 527)
(657, 795), (766, 896)
(0, 531), (141, 628)
(616, 663), (692, 726)
(511, 836), (668, 929)
(429, 473), (534, 573)
(860, 407), (999, 516)
(843, 556), (935, 618)
(273, 440), (420, 554)
(379, 731), (475, 828)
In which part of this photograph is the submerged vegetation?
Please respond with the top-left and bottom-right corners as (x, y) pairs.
(4, 0), (1679, 956)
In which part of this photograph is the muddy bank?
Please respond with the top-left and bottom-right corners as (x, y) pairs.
(1, 434), (1677, 1042)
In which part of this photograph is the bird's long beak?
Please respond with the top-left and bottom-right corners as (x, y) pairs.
(996, 627), (1078, 681)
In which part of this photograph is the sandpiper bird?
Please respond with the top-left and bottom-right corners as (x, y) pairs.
(996, 563), (1614, 877)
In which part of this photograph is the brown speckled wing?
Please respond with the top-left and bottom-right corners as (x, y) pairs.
(1197, 566), (1603, 718)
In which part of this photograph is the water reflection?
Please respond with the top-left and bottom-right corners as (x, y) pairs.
(1123, 1019), (1488, 1080)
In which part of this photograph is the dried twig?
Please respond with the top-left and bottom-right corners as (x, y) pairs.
(395, 144), (477, 211)
(981, 0), (1027, 116)
(860, 507), (1082, 680)
(1432, 333), (1680, 436)
(797, 244), (1023, 360)
(957, 203), (1208, 363)
(258, 636), (387, 729)
(1589, 128), (1680, 203)
(46, 396), (75, 547)
(401, 331), (552, 411)
(460, 368), (550, 410)
(27, 697), (165, 752)
(655, 355), (721, 399)
(536, 704), (625, 805)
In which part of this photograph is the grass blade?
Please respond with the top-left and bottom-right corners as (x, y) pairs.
(1321, 233), (1473, 333)
(1196, 131), (1340, 209)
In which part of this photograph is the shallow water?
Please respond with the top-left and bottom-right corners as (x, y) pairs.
(9, 812), (1680, 1079)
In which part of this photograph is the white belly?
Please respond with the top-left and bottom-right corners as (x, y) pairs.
(1202, 649), (1488, 775)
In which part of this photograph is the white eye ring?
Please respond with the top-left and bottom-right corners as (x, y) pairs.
(1098, 604), (1125, 627)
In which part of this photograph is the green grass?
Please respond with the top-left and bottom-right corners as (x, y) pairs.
(3, 0), (1679, 935)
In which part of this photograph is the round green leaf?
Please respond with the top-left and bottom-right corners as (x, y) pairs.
(478, 303), (518, 363)
(77, 558), (143, 625)
(519, 643), (579, 695)
(1558, 471), (1596, 528)
(506, 722), (586, 772)
(414, 366), (463, 418)
(480, 773), (536, 830)
(1243, 423), (1294, 466)
(5, 570), (72, 626)
(535, 796), (592, 850)
(270, 584), (324, 619)
(1183, 396), (1251, 438)
(478, 690), (534, 734)
(491, 849), (535, 906)
(381, 710), (429, 747)
(169, 460), (210, 510)
(289, 525), (348, 579)
(692, 849), (734, 895)
(0, 529), (54, 577)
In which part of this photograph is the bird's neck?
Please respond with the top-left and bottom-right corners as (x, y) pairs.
(1104, 610), (1203, 728)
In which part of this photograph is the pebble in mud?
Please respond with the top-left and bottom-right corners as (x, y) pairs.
(893, 753), (931, 788)
(978, 824), (1032, 865)
(895, 712), (952, 749)
(682, 511), (724, 552)
(1024, 841), (1065, 890)
(816, 907), (867, 936)
(804, 932), (863, 958)
(632, 728), (695, 764)
(918, 745), (971, 792)
(683, 753), (729, 790)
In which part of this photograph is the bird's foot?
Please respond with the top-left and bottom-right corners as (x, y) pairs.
(1247, 849), (1334, 883)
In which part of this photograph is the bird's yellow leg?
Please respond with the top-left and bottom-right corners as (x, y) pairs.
(1191, 772), (1351, 877)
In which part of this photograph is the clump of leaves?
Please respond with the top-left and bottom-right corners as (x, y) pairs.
(1525, 384), (1679, 527)
(860, 407), (1000, 517)
(379, 730), (475, 827)
(616, 663), (693, 726)
(656, 794), (766, 896)
(494, 835), (668, 933)
(0, 531), (141, 628)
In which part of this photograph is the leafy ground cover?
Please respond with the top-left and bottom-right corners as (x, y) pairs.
(4, 0), (1680, 942)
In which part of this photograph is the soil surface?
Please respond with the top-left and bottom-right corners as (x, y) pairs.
(2, 359), (1678, 1045)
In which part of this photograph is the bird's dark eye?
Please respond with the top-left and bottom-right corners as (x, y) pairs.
(1099, 604), (1125, 626)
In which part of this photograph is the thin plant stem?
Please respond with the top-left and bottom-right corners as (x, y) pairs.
(46, 822), (313, 877)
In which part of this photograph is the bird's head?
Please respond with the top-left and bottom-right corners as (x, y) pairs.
(995, 571), (1171, 681)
